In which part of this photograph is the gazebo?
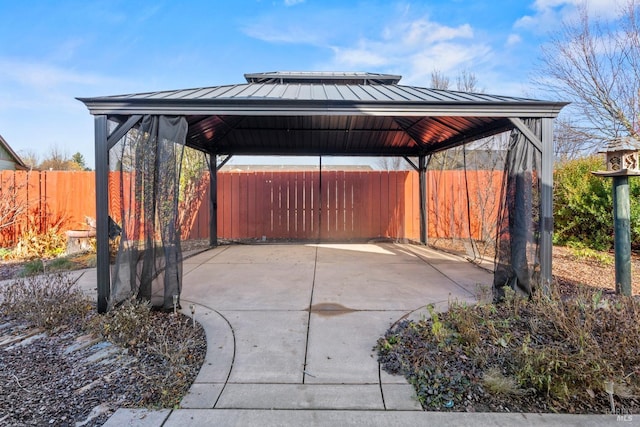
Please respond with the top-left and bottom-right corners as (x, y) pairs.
(78, 71), (566, 313)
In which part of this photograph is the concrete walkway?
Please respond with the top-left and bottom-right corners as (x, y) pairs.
(80, 243), (623, 426)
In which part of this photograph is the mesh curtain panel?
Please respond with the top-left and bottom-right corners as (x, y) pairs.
(493, 119), (542, 299)
(109, 115), (188, 310)
(425, 124), (541, 299)
(426, 137), (507, 265)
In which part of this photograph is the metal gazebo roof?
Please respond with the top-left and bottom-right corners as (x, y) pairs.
(78, 71), (566, 157)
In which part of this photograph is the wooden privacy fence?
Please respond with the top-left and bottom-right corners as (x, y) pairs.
(0, 170), (96, 247)
(0, 169), (503, 247)
(186, 171), (421, 241)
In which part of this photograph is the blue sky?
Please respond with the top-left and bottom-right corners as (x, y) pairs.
(0, 0), (618, 167)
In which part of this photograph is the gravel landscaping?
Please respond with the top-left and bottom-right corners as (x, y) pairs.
(0, 273), (206, 427)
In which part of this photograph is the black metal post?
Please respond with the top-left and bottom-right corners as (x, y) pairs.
(539, 118), (554, 295)
(418, 155), (427, 245)
(94, 115), (110, 313)
(209, 154), (218, 247)
(613, 175), (632, 295)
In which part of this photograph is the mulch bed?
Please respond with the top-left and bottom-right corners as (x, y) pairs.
(377, 245), (640, 415)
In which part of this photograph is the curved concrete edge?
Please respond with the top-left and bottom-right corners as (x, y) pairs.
(178, 302), (235, 409)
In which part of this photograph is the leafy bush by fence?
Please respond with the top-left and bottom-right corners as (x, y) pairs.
(553, 156), (640, 250)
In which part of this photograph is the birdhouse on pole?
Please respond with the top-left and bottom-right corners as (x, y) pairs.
(593, 136), (640, 177)
(592, 136), (640, 296)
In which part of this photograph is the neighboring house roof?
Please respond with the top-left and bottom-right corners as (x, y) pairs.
(0, 134), (28, 170)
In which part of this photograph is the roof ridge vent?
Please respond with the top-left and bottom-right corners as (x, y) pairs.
(244, 71), (401, 85)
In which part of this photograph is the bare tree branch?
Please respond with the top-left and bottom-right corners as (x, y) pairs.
(456, 70), (483, 93)
(430, 70), (450, 90)
(536, 1), (640, 152)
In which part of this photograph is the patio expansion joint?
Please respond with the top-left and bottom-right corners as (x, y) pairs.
(378, 363), (387, 410)
(302, 245), (319, 385)
(406, 246), (477, 298)
(183, 246), (232, 277)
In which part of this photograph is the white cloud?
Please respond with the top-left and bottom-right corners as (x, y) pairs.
(243, 8), (500, 89)
(331, 47), (389, 68)
(516, 0), (624, 32)
(506, 33), (522, 47)
(284, 0), (305, 5)
(242, 21), (327, 45)
(325, 16), (489, 86)
(397, 18), (473, 45)
(0, 57), (130, 117)
(404, 42), (492, 85)
(0, 58), (113, 89)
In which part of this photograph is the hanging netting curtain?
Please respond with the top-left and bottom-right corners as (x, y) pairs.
(425, 118), (542, 299)
(493, 119), (542, 298)
(108, 115), (188, 310)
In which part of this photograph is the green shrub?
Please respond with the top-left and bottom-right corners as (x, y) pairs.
(12, 226), (67, 259)
(19, 255), (92, 277)
(554, 156), (640, 250)
(21, 259), (46, 276)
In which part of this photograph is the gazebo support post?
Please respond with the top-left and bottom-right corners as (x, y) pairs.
(94, 115), (110, 313)
(418, 155), (427, 245)
(209, 154), (218, 247)
(539, 117), (554, 295)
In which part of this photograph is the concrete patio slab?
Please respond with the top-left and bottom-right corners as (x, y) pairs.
(179, 383), (225, 409)
(205, 244), (317, 265)
(220, 310), (308, 383)
(304, 310), (407, 384)
(312, 261), (475, 310)
(182, 246), (229, 265)
(427, 262), (493, 295)
(102, 408), (171, 427)
(183, 262), (314, 310)
(314, 243), (423, 264)
(71, 268), (97, 293)
(215, 384), (384, 410)
(381, 384), (423, 410)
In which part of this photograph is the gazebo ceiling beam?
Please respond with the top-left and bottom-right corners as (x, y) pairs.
(107, 114), (142, 150)
(421, 122), (514, 155)
(390, 118), (430, 151)
(204, 127), (411, 133)
(206, 148), (424, 157)
(509, 117), (543, 152)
